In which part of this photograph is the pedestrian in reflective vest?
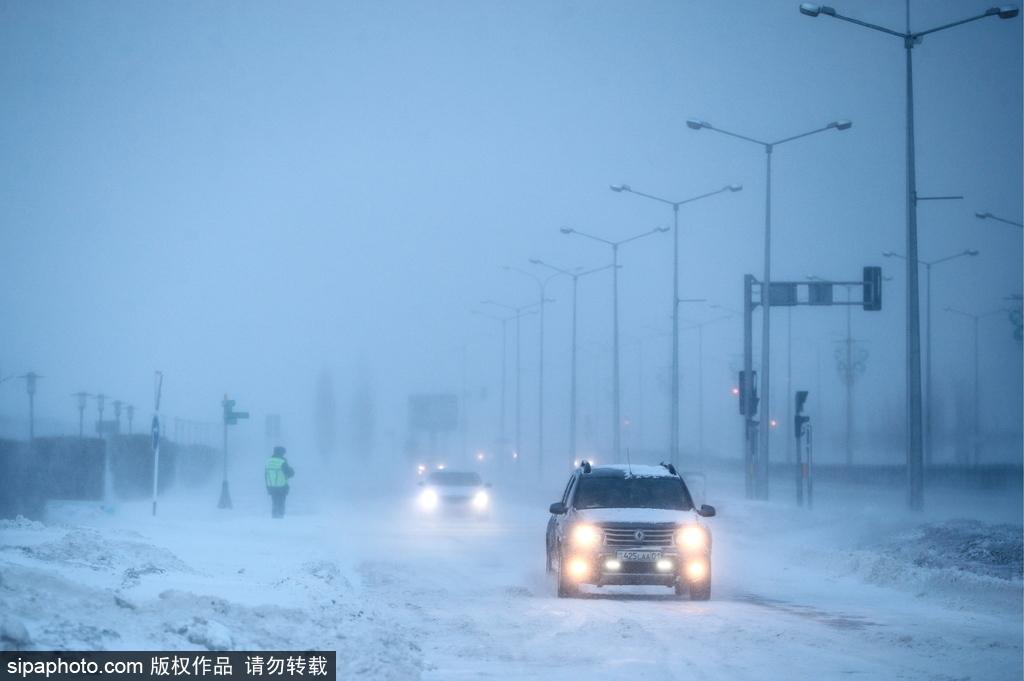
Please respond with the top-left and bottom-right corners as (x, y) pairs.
(265, 446), (295, 519)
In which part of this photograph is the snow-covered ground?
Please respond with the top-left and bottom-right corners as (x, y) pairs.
(1, 467), (1021, 680)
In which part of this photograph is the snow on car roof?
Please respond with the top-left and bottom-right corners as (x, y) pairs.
(588, 464), (678, 478)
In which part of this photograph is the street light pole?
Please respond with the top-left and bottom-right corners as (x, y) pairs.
(72, 392), (91, 438)
(504, 265), (563, 478)
(561, 225), (669, 459)
(530, 259), (613, 467)
(884, 249), (978, 465)
(799, 0), (1019, 510)
(609, 183), (742, 466)
(686, 118), (851, 498)
(20, 372), (41, 441)
(943, 305), (1006, 465)
(482, 299), (538, 468)
(473, 309), (511, 470)
(681, 312), (735, 463)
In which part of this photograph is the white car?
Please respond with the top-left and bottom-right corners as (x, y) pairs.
(545, 461), (716, 599)
(417, 470), (492, 517)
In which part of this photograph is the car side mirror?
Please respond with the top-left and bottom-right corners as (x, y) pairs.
(484, 482), (492, 488)
(697, 504), (716, 518)
(549, 502), (567, 515)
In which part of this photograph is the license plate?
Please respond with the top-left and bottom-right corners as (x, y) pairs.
(616, 550), (662, 562)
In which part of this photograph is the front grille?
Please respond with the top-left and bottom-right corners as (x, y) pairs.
(603, 526), (675, 547)
(442, 495), (470, 504)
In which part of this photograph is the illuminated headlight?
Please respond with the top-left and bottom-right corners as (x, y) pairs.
(568, 557), (590, 580)
(677, 525), (707, 551)
(656, 559), (673, 572)
(604, 559), (621, 571)
(472, 490), (489, 510)
(686, 559), (708, 581)
(418, 488), (439, 511)
(570, 524), (602, 549)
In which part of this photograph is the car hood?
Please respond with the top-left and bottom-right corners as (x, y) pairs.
(574, 507), (696, 524)
(434, 485), (483, 497)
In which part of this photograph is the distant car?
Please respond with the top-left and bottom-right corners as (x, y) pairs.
(545, 461), (716, 599)
(417, 470), (492, 517)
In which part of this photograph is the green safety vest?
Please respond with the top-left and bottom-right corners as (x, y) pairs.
(265, 457), (289, 488)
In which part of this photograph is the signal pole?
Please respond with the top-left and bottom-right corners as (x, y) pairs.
(219, 394), (250, 509)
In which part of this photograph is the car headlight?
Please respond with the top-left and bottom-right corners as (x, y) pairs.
(418, 488), (439, 511)
(571, 524), (602, 548)
(472, 490), (489, 510)
(677, 525), (707, 550)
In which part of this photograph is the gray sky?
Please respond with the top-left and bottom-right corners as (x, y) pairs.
(1, 0), (1020, 466)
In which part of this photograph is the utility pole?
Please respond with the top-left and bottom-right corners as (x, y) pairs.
(503, 265), (563, 478)
(609, 183), (742, 467)
(20, 372), (41, 441)
(72, 392), (91, 438)
(944, 306), (1006, 465)
(95, 393), (107, 435)
(688, 117), (851, 497)
(151, 373), (163, 516)
(530, 259), (613, 467)
(126, 404), (134, 435)
(219, 394), (250, 509)
(561, 225), (669, 460)
(480, 301), (537, 469)
(799, 0), (1018, 509)
(113, 400), (123, 435)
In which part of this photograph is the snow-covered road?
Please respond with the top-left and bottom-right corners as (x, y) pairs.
(2, 472), (1021, 680)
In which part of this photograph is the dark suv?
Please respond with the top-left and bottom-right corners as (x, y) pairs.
(545, 461), (716, 599)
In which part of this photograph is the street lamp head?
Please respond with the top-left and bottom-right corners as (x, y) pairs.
(528, 258), (543, 265)
(656, 226), (671, 233)
(975, 211), (993, 219)
(560, 227), (574, 234)
(799, 4), (836, 17)
(686, 119), (709, 130)
(609, 184), (630, 193)
(726, 184), (743, 192)
(965, 249), (980, 256)
(988, 5), (1019, 19)
(882, 251), (897, 258)
(829, 120), (853, 131)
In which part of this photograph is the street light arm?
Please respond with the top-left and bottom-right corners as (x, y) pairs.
(943, 306), (977, 321)
(812, 7), (908, 38)
(696, 123), (770, 148)
(564, 228), (615, 246)
(618, 186), (676, 206)
(676, 185), (740, 206)
(772, 123), (841, 147)
(503, 264), (543, 289)
(976, 211), (1024, 228)
(530, 259), (576, 278)
(618, 226), (670, 246)
(471, 308), (506, 323)
(930, 250), (979, 266)
(914, 11), (1006, 39)
(574, 263), (616, 279)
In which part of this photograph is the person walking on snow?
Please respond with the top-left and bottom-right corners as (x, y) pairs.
(265, 446), (295, 518)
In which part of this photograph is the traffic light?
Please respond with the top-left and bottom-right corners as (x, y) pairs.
(739, 370), (759, 416)
(863, 266), (882, 311)
(794, 390), (809, 438)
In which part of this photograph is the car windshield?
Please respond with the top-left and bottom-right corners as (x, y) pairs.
(574, 477), (693, 510)
(428, 471), (482, 487)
